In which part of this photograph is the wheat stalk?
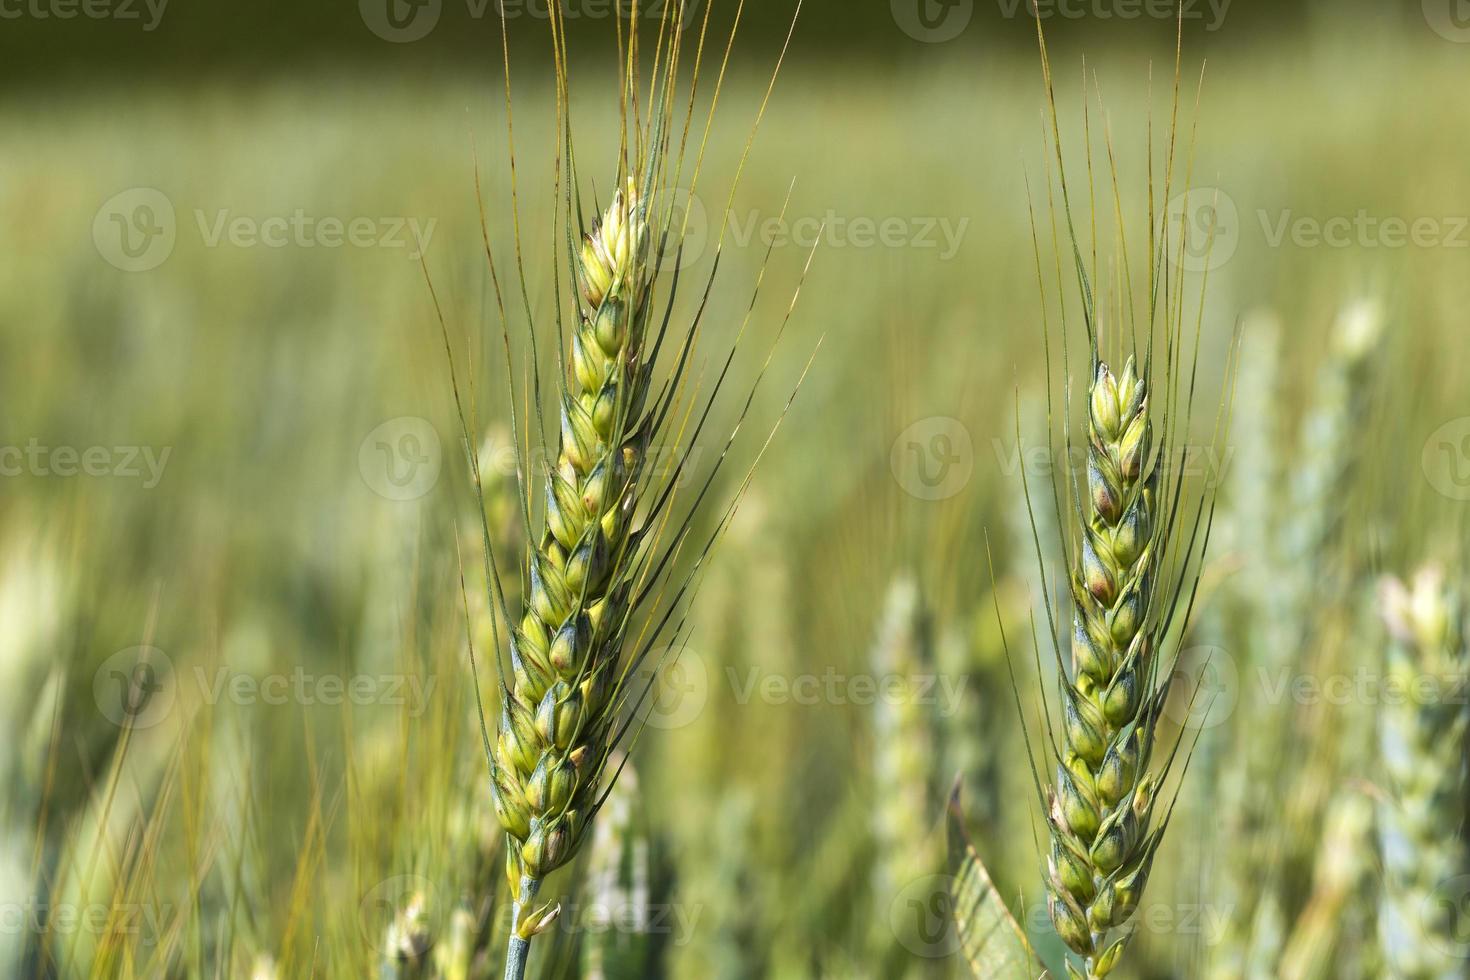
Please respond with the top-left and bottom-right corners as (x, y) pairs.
(1209, 302), (1383, 977)
(1037, 356), (1197, 979)
(439, 7), (811, 980)
(1375, 565), (1469, 979)
(486, 170), (658, 979)
(1012, 25), (1221, 980)
(867, 574), (941, 972)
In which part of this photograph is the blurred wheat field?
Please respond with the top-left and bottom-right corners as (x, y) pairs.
(2, 24), (1470, 979)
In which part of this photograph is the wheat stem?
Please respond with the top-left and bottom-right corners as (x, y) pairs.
(503, 875), (541, 980)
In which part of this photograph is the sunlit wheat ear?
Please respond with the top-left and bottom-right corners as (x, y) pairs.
(1006, 21), (1223, 980)
(1375, 566), (1469, 979)
(489, 180), (655, 903)
(431, 5), (812, 980)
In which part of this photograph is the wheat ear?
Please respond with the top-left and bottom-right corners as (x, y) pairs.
(488, 177), (656, 975)
(1013, 22), (1222, 976)
(455, 6), (811, 978)
(1375, 566), (1469, 979)
(1040, 357), (1178, 978)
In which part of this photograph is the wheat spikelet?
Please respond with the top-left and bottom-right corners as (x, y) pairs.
(1039, 357), (1184, 978)
(1375, 566), (1469, 979)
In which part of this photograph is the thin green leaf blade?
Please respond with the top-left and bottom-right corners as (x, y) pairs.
(947, 786), (1041, 980)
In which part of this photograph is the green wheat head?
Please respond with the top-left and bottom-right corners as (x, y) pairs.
(1012, 23), (1223, 980)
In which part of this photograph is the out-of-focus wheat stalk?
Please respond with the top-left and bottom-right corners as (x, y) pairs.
(1209, 302), (1383, 978)
(1374, 566), (1469, 979)
(867, 574), (942, 972)
(581, 757), (653, 980)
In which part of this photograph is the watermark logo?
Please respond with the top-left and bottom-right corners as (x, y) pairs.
(360, 0), (441, 42)
(0, 0), (168, 30)
(1419, 874), (1470, 961)
(724, 209), (969, 261)
(1024, 897), (1232, 945)
(655, 186), (710, 274)
(360, 417), (442, 501)
(992, 436), (1234, 489)
(1423, 417), (1470, 501)
(889, 874), (961, 958)
(361, 0), (696, 42)
(1162, 645), (1238, 731)
(996, 0), (1231, 30)
(892, 0), (974, 42)
(1259, 210), (1470, 250)
(93, 188), (175, 272)
(1164, 187), (1239, 273)
(0, 441), (171, 487)
(361, 875), (443, 956)
(892, 417), (974, 501)
(629, 648), (708, 730)
(725, 666), (969, 717)
(93, 646), (175, 729)
(1424, 0), (1470, 42)
(0, 899), (175, 946)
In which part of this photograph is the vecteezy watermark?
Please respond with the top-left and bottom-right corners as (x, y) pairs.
(891, 0), (974, 43)
(361, 875), (443, 956)
(1260, 666), (1469, 709)
(724, 210), (970, 262)
(1423, 0), (1470, 43)
(93, 188), (176, 272)
(194, 210), (437, 259)
(1423, 417), (1470, 501)
(1259, 210), (1470, 250)
(627, 647), (709, 731)
(359, 417), (443, 501)
(1191, 658), (1470, 719)
(1418, 874), (1470, 961)
(1164, 187), (1240, 272)
(0, 440), (171, 488)
(726, 666), (969, 718)
(360, 0), (699, 43)
(92, 650), (438, 728)
(0, 0), (167, 29)
(93, 646), (176, 729)
(894, 0), (1229, 43)
(0, 899), (175, 945)
(889, 874), (961, 958)
(93, 189), (438, 272)
(1162, 645), (1238, 732)
(480, 438), (705, 491)
(892, 417), (975, 502)
(1023, 898), (1233, 946)
(999, 0), (1230, 29)
(992, 437), (1235, 489)
(189, 666), (437, 717)
(542, 900), (703, 946)
(1168, 187), (1470, 271)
